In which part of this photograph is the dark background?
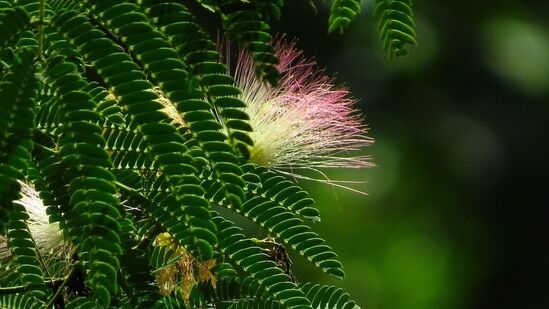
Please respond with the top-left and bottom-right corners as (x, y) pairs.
(259, 1), (549, 308)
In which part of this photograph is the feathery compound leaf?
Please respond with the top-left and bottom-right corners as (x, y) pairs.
(224, 283), (361, 309)
(43, 55), (123, 307)
(86, 0), (247, 210)
(222, 8), (280, 86)
(0, 49), (38, 235)
(204, 165), (342, 278)
(328, 0), (361, 34)
(374, 0), (416, 57)
(213, 214), (312, 309)
(6, 201), (48, 303)
(240, 196), (344, 279)
(142, 0), (255, 158)
(118, 222), (164, 307)
(0, 293), (42, 309)
(51, 8), (217, 260)
(32, 143), (72, 235)
(243, 165), (321, 222)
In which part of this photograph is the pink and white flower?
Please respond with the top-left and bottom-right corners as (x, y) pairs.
(234, 39), (373, 177)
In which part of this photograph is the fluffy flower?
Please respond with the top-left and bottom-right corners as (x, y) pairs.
(0, 181), (68, 261)
(234, 39), (373, 175)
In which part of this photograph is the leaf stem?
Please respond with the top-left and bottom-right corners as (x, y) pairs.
(38, 0), (45, 60)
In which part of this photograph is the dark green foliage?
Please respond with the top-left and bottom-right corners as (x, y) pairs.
(0, 49), (37, 235)
(43, 55), (124, 307)
(0, 6), (29, 48)
(0, 0), (392, 307)
(251, 0), (284, 20)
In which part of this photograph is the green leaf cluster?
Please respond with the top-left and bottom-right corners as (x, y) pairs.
(0, 0), (406, 308)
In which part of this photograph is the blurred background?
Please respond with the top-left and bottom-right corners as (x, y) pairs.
(260, 0), (549, 308)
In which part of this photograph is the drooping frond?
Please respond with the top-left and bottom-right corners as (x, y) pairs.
(243, 164), (321, 222)
(0, 49), (37, 234)
(51, 7), (218, 261)
(196, 0), (281, 86)
(374, 0), (417, 57)
(43, 55), (124, 306)
(328, 0), (416, 57)
(300, 283), (360, 309)
(212, 213), (312, 309)
(141, 0), (255, 159)
(328, 0), (362, 34)
(224, 9), (280, 86)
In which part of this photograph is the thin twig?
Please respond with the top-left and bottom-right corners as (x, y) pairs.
(38, 0), (45, 60)
(0, 277), (65, 295)
(32, 237), (56, 291)
(114, 180), (140, 194)
(44, 262), (80, 308)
